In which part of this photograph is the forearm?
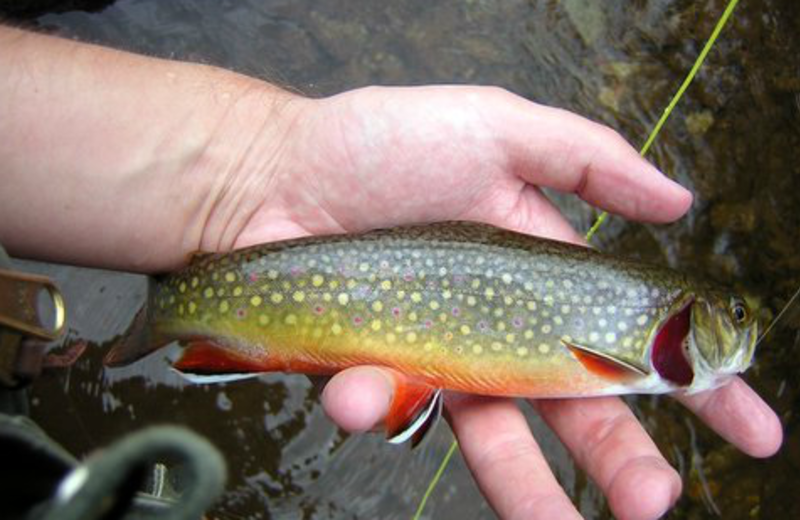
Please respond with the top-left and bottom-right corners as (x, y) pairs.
(0, 25), (300, 272)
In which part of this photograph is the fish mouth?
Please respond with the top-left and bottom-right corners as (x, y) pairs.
(650, 299), (694, 388)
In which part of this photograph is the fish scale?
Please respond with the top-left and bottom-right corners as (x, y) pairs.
(113, 221), (755, 405)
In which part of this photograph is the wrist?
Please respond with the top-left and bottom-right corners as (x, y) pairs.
(179, 76), (309, 264)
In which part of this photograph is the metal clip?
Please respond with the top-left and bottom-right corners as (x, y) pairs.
(0, 268), (65, 341)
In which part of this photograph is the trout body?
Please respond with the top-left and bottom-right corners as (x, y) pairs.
(107, 223), (757, 441)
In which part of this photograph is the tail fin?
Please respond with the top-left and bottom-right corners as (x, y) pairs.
(104, 281), (168, 367)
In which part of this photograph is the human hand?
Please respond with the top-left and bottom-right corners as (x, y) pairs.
(224, 86), (782, 520)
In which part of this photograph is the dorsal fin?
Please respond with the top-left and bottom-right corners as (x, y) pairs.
(562, 339), (648, 382)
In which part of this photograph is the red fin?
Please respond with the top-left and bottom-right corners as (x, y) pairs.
(564, 341), (647, 382)
(384, 374), (441, 445)
(652, 302), (694, 386)
(174, 340), (271, 374)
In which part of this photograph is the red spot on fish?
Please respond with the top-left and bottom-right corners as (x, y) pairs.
(404, 272), (414, 282)
(236, 308), (247, 319)
(290, 266), (304, 277)
(424, 319), (433, 329)
(452, 307), (461, 317)
(652, 302), (694, 386)
(248, 273), (259, 283)
(353, 316), (364, 326)
(314, 305), (325, 315)
(513, 317), (524, 328)
(392, 307), (402, 318)
(478, 320), (488, 331)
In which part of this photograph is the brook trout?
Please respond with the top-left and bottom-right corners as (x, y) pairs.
(106, 222), (757, 444)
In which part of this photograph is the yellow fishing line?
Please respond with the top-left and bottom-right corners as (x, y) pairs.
(586, 0), (741, 242)
(411, 439), (459, 520)
(414, 1), (741, 518)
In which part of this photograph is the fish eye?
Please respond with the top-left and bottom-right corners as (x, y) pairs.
(730, 299), (748, 324)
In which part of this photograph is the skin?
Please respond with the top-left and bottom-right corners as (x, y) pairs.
(0, 25), (782, 520)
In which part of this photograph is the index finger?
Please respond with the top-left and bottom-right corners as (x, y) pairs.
(484, 90), (693, 223)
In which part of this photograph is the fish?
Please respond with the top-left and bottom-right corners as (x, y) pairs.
(105, 222), (758, 445)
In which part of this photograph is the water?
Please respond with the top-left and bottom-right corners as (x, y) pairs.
(9, 0), (799, 518)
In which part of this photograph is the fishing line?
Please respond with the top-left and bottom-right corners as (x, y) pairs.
(413, 1), (742, 518)
(756, 284), (800, 348)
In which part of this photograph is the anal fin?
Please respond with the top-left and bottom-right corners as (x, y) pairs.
(385, 375), (443, 448)
(562, 340), (648, 383)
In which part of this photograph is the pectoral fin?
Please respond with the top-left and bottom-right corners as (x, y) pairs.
(562, 340), (648, 382)
(385, 375), (443, 448)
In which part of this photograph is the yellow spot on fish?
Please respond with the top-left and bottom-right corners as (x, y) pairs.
(617, 322), (628, 331)
(285, 314), (297, 325)
(471, 279), (481, 289)
(472, 344), (483, 354)
(516, 347), (529, 356)
(491, 342), (503, 351)
(322, 293), (332, 302)
(250, 295), (262, 307)
(544, 295), (554, 306)
(216, 288), (226, 297)
(178, 281), (187, 293)
(371, 320), (382, 331)
(188, 302), (197, 314)
(467, 296), (477, 306)
(501, 273), (513, 284)
(524, 330), (534, 340)
(397, 290), (406, 299)
(293, 291), (305, 302)
(444, 331), (454, 341)
(538, 343), (550, 354)
(381, 280), (392, 290)
(460, 325), (471, 335)
(219, 301), (229, 313)
(430, 300), (441, 311)
(545, 280), (554, 289)
(442, 290), (452, 300)
(359, 262), (369, 272)
(506, 333), (516, 343)
(503, 296), (514, 306)
(589, 332), (600, 342)
(267, 269), (278, 280)
(406, 332), (417, 343)
(622, 337), (633, 348)
(346, 279), (357, 289)
(636, 315), (648, 326)
(526, 301), (537, 311)
(408, 312), (418, 322)
(553, 316), (564, 326)
(233, 286), (243, 297)
(225, 272), (236, 283)
(560, 305), (571, 314)
(484, 287), (496, 299)
(372, 301), (383, 313)
(332, 323), (343, 335)
(605, 332), (617, 343)
(424, 342), (435, 352)
(204, 287), (214, 299)
(190, 277), (199, 288)
(496, 321), (506, 332)
(312, 275), (324, 287)
(387, 333), (397, 343)
(177, 304), (185, 316)
(312, 328), (323, 338)
(338, 294), (349, 306)
(270, 293), (284, 304)
(258, 315), (269, 326)
(329, 280), (340, 290)
(411, 292), (422, 303)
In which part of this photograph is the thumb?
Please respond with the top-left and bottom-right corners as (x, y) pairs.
(321, 366), (395, 433)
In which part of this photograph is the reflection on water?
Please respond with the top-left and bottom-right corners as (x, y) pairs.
(14, 0), (800, 518)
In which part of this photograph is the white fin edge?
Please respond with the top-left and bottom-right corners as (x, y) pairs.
(387, 389), (443, 445)
(171, 368), (263, 384)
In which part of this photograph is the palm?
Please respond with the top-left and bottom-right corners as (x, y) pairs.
(233, 86), (781, 520)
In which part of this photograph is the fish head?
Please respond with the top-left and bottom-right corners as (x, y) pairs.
(686, 290), (758, 393)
